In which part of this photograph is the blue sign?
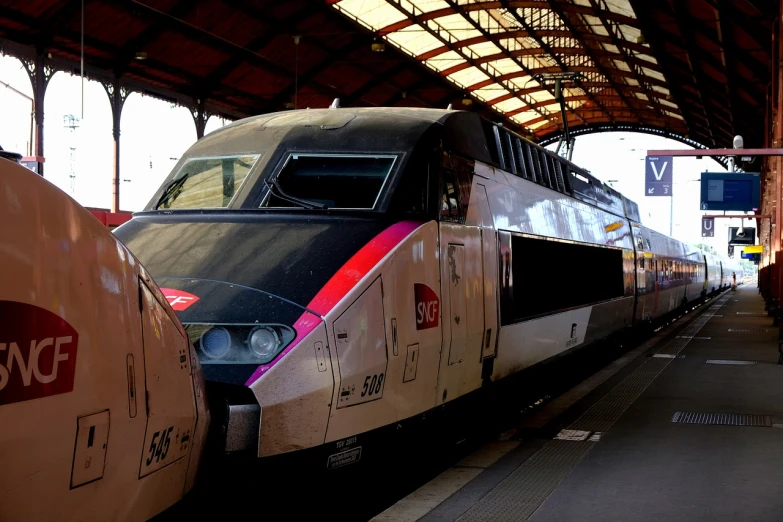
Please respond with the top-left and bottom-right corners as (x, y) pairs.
(645, 156), (672, 197)
(741, 251), (761, 262)
(701, 217), (714, 237)
(700, 172), (760, 211)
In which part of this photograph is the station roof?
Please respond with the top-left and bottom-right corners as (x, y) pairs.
(0, 0), (773, 148)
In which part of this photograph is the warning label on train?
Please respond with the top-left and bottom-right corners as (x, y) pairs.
(326, 446), (362, 469)
(414, 283), (439, 330)
(0, 301), (79, 405)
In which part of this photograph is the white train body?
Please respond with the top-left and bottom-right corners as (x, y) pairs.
(0, 158), (209, 520)
(115, 108), (736, 468)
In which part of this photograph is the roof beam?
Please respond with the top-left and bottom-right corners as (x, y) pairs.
(262, 38), (370, 110)
(377, 1), (640, 36)
(102, 0), (348, 104)
(0, 8), (268, 112)
(340, 62), (412, 106)
(714, 0), (738, 137)
(0, 30), (262, 118)
(588, 0), (676, 123)
(504, 93), (656, 115)
(668, 0), (722, 146)
(115, 0), (202, 75)
(498, 2), (614, 122)
(444, 0), (574, 126)
(544, 1), (647, 126)
(379, 0), (561, 129)
(465, 65), (671, 92)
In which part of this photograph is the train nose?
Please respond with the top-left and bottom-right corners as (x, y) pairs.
(150, 277), (321, 458)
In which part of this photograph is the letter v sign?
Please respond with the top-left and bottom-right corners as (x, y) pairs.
(650, 160), (668, 180)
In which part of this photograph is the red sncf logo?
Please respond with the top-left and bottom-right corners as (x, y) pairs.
(414, 283), (440, 330)
(0, 301), (79, 406)
(160, 288), (200, 311)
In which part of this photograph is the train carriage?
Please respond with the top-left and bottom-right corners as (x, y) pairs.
(114, 107), (733, 468)
(0, 156), (209, 521)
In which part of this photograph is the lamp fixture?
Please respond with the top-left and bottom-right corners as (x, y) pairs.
(135, 51), (147, 60)
(371, 39), (385, 53)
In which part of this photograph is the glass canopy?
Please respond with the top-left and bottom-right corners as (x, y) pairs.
(331, 0), (683, 137)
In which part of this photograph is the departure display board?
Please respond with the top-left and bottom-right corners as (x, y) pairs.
(700, 172), (760, 211)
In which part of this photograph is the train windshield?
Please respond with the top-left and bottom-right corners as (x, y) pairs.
(260, 153), (397, 210)
(155, 155), (260, 209)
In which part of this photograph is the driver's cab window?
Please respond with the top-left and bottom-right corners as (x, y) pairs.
(261, 153), (397, 209)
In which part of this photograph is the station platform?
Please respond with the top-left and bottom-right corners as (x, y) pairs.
(374, 285), (783, 521)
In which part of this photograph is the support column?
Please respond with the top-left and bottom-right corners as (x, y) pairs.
(21, 49), (55, 176)
(192, 98), (207, 139)
(775, 0), (783, 306)
(102, 77), (130, 213)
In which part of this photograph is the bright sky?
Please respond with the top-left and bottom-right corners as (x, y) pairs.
(0, 54), (228, 211)
(0, 53), (746, 252)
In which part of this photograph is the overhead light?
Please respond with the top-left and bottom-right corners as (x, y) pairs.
(135, 51), (147, 60)
(284, 102), (295, 109)
(371, 39), (385, 53)
(461, 97), (473, 106)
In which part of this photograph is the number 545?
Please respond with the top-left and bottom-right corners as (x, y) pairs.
(146, 426), (174, 466)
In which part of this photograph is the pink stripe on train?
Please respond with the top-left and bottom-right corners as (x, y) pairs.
(245, 220), (423, 386)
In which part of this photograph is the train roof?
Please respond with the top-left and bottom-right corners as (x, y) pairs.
(191, 106), (644, 222)
(191, 106), (493, 164)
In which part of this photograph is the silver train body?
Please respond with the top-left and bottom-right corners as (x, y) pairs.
(115, 108), (738, 469)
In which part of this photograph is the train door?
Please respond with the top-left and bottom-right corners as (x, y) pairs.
(637, 227), (655, 321)
(436, 155), (485, 405)
(138, 281), (197, 479)
(466, 179), (499, 359)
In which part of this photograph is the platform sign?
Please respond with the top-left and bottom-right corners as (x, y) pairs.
(728, 227), (756, 246)
(645, 156), (672, 197)
(699, 172), (760, 211)
(701, 217), (714, 237)
(744, 244), (763, 254)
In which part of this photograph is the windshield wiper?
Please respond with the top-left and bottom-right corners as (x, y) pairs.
(264, 179), (327, 210)
(155, 173), (190, 209)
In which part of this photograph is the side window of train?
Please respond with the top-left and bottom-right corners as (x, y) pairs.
(441, 169), (462, 221)
(439, 153), (473, 223)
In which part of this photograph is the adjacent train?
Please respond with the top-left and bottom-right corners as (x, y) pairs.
(0, 157), (209, 521)
(114, 107), (740, 470)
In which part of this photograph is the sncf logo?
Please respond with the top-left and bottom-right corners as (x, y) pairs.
(160, 288), (200, 311)
(414, 283), (440, 330)
(0, 301), (79, 406)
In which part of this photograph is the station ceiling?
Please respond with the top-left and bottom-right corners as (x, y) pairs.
(0, 0), (773, 148)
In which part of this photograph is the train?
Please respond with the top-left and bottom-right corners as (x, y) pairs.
(0, 156), (209, 521)
(113, 107), (740, 472)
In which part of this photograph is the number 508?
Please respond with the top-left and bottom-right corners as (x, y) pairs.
(361, 373), (384, 397)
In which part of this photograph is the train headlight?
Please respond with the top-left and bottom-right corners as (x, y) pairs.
(200, 327), (232, 359)
(185, 323), (295, 365)
(248, 326), (280, 360)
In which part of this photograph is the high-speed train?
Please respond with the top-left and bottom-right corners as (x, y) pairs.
(0, 155), (209, 521)
(114, 107), (738, 470)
